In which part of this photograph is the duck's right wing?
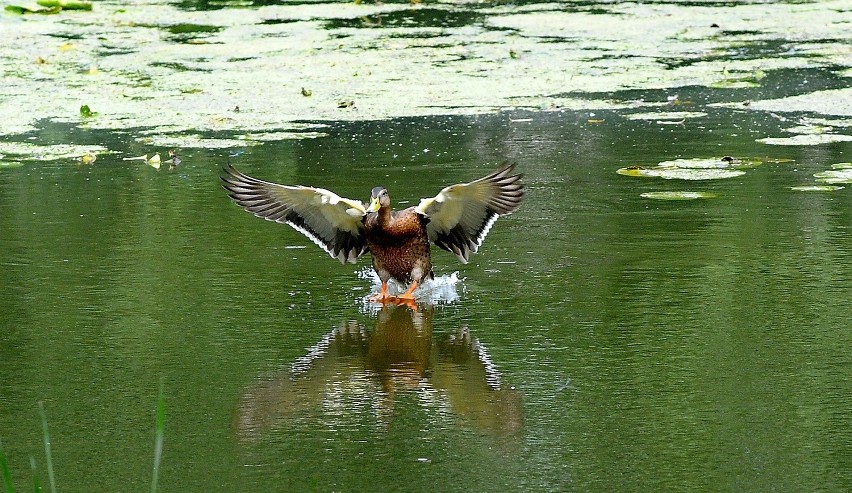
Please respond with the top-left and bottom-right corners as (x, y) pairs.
(221, 166), (369, 264)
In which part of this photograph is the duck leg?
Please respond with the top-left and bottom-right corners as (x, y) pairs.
(368, 281), (391, 303)
(396, 281), (419, 300)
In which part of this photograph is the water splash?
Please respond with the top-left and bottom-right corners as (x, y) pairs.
(356, 266), (463, 311)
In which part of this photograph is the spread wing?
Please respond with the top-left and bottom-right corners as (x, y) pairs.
(221, 165), (369, 264)
(415, 162), (524, 263)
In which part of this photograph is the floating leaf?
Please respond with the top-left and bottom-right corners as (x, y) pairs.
(789, 185), (844, 192)
(78, 151), (97, 165)
(4, 4), (26, 14)
(617, 166), (746, 180)
(625, 111), (707, 121)
(757, 134), (852, 146)
(5, 4), (61, 14)
(640, 191), (717, 200)
(79, 104), (97, 118)
(148, 153), (161, 169)
(36, 0), (93, 9)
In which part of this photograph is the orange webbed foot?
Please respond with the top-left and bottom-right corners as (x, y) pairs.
(390, 281), (419, 309)
(368, 281), (419, 310)
(368, 281), (391, 303)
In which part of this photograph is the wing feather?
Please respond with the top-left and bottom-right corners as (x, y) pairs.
(415, 162), (524, 263)
(221, 165), (369, 264)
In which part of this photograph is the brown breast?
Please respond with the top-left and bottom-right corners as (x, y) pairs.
(363, 208), (433, 283)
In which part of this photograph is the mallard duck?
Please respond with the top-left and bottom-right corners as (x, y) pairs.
(221, 163), (524, 304)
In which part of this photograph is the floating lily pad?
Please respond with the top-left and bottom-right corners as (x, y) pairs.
(640, 191), (717, 200)
(617, 166), (746, 180)
(757, 134), (852, 146)
(789, 185), (844, 192)
(813, 169), (852, 184)
(657, 157), (762, 169)
(625, 111), (707, 121)
(784, 125), (833, 135)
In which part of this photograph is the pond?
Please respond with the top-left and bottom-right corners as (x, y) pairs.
(1, 1), (851, 492)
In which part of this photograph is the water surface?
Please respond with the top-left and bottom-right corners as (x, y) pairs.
(1, 101), (850, 491)
(1, 0), (851, 490)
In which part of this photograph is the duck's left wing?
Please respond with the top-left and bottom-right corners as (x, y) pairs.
(415, 163), (524, 263)
(222, 166), (369, 264)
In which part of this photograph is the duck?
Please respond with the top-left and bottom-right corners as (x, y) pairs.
(221, 163), (524, 305)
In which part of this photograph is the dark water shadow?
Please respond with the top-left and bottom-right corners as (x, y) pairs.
(234, 305), (522, 439)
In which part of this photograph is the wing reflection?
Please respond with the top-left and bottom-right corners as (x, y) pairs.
(235, 306), (522, 439)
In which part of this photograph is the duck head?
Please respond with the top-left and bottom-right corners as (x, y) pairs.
(367, 187), (390, 212)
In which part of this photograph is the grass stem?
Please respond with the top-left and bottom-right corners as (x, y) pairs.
(151, 380), (165, 493)
(28, 457), (40, 493)
(36, 403), (55, 493)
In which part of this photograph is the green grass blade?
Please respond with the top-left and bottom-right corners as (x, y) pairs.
(36, 403), (55, 493)
(0, 439), (15, 493)
(151, 381), (165, 493)
(28, 457), (40, 493)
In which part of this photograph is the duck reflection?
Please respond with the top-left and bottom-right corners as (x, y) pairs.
(235, 305), (522, 439)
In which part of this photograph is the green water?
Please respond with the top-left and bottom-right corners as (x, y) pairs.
(2, 95), (851, 491)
